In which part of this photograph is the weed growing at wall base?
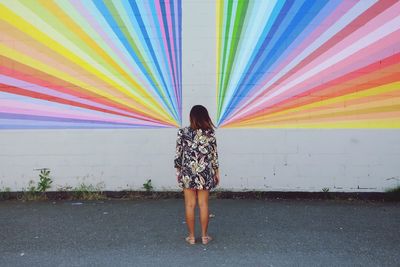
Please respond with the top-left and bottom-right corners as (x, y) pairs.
(0, 187), (11, 200)
(143, 179), (153, 192)
(18, 168), (53, 201)
(72, 182), (106, 200)
(37, 168), (52, 192)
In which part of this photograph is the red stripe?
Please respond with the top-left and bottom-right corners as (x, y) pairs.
(0, 83), (169, 125)
(0, 56), (161, 122)
(231, 54), (400, 123)
(237, 0), (398, 115)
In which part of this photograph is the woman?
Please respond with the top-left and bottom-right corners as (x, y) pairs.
(174, 105), (220, 245)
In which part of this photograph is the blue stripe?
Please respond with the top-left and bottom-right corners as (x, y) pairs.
(0, 113), (158, 126)
(159, 0), (179, 114)
(147, 1), (182, 122)
(218, 0), (291, 123)
(178, 0), (182, 124)
(94, 1), (180, 122)
(220, 0), (330, 123)
(93, 1), (154, 88)
(0, 119), (167, 129)
(127, 0), (179, 121)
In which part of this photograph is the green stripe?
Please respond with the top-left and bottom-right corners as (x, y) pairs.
(216, 0), (225, 120)
(217, 0), (234, 118)
(22, 2), (106, 69)
(105, 1), (176, 117)
(219, 0), (249, 118)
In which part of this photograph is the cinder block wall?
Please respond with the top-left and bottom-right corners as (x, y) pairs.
(1, 0), (399, 192)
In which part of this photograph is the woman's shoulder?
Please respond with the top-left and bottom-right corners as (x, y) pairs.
(179, 126), (216, 134)
(177, 126), (190, 134)
(205, 128), (215, 135)
(179, 126), (193, 132)
(207, 129), (216, 138)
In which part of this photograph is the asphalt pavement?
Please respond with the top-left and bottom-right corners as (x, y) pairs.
(0, 198), (399, 266)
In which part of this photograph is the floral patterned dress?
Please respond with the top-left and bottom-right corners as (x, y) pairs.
(174, 126), (219, 190)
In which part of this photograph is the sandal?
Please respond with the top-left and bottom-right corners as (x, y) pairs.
(185, 236), (195, 245)
(201, 235), (213, 245)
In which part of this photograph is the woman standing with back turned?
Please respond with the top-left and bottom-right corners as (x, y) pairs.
(174, 105), (220, 245)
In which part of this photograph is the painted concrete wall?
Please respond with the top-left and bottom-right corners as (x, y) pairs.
(1, 0), (399, 192)
(1, 128), (400, 192)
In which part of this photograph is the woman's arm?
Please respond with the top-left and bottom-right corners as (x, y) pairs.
(174, 128), (184, 170)
(210, 131), (220, 185)
(213, 168), (220, 186)
(210, 132), (219, 170)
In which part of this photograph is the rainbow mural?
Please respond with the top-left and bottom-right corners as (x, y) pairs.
(0, 0), (181, 129)
(216, 0), (400, 128)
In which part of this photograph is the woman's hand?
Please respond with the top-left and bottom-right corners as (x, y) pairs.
(176, 168), (181, 182)
(213, 169), (220, 186)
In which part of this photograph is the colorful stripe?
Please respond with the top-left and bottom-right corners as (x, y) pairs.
(217, 0), (400, 128)
(0, 0), (181, 129)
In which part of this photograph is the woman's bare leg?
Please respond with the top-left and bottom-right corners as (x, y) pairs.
(197, 189), (209, 237)
(183, 188), (197, 238)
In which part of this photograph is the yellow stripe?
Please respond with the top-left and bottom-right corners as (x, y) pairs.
(0, 43), (173, 123)
(244, 82), (400, 124)
(1, 4), (174, 123)
(38, 0), (158, 100)
(247, 95), (400, 125)
(216, 0), (222, 106)
(227, 118), (400, 128)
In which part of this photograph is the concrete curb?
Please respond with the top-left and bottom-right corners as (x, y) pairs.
(1, 190), (399, 201)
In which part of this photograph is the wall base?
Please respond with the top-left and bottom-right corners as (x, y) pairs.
(1, 190), (399, 202)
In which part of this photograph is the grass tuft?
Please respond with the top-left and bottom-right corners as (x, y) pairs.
(385, 185), (400, 194)
(72, 182), (106, 200)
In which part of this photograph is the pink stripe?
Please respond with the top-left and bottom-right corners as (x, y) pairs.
(0, 99), (162, 126)
(6, 32), (96, 86)
(72, 0), (151, 90)
(3, 31), (136, 102)
(227, 3), (400, 123)
(224, 1), (359, 123)
(0, 73), (146, 118)
(253, 34), (399, 116)
(155, 0), (176, 97)
(225, 30), (400, 124)
(164, 0), (179, 101)
(267, 0), (359, 84)
(264, 1), (400, 98)
(174, 0), (181, 107)
(275, 36), (399, 102)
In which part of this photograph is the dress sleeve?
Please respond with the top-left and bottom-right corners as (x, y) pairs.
(174, 128), (184, 169)
(210, 131), (219, 170)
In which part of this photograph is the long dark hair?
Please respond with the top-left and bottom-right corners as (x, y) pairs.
(189, 105), (216, 130)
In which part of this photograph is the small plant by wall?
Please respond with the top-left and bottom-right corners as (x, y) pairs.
(37, 168), (52, 192)
(143, 179), (153, 192)
(19, 168), (53, 201)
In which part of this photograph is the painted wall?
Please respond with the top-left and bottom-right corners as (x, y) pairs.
(1, 0), (399, 192)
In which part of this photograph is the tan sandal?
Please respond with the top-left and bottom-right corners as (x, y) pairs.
(201, 235), (213, 245)
(185, 236), (195, 245)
